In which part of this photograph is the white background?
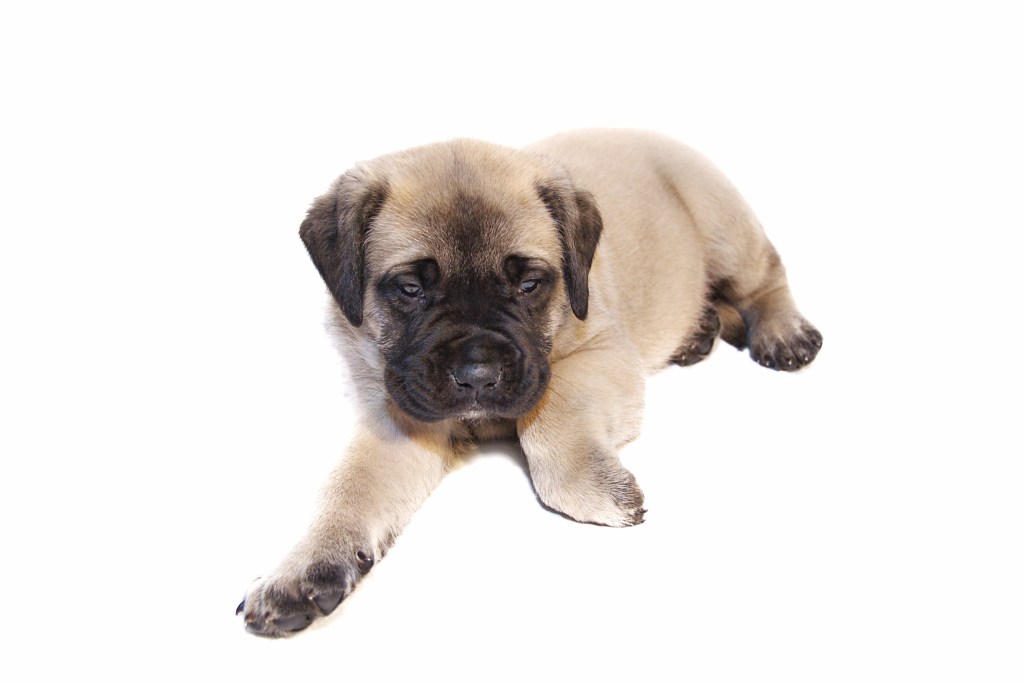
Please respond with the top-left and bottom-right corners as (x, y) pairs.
(2, 1), (1021, 682)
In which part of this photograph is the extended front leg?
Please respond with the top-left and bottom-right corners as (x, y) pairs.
(517, 347), (647, 527)
(238, 417), (456, 637)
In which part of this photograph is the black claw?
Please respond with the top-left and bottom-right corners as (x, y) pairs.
(236, 599), (246, 616)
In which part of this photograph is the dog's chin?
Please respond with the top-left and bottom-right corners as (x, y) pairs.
(458, 408), (491, 421)
(455, 398), (543, 422)
(390, 395), (539, 424)
(387, 383), (548, 424)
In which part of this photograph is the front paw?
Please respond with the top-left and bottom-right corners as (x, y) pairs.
(538, 462), (646, 528)
(237, 549), (375, 637)
(604, 467), (647, 526)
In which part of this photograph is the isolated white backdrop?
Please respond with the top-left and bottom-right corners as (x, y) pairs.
(1, 2), (1021, 682)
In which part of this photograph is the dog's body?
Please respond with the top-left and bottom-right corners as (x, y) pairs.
(239, 129), (822, 636)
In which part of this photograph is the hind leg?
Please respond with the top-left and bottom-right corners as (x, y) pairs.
(714, 301), (748, 351)
(655, 137), (821, 370)
(713, 244), (823, 371)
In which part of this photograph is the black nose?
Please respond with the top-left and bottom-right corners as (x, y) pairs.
(453, 362), (501, 390)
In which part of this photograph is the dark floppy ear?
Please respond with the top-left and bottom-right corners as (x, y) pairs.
(299, 174), (389, 326)
(537, 182), (603, 320)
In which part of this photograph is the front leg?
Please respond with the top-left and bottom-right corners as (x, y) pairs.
(238, 415), (457, 637)
(517, 346), (647, 527)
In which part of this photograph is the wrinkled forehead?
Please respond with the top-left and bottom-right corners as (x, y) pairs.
(365, 157), (561, 277)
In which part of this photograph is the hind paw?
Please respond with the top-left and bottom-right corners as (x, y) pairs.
(671, 306), (721, 367)
(750, 317), (822, 371)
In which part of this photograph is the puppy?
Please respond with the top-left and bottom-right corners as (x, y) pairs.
(238, 129), (822, 636)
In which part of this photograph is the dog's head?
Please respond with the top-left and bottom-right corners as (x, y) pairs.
(299, 140), (602, 422)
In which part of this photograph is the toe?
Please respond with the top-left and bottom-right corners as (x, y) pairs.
(310, 588), (345, 615)
(272, 612), (315, 633)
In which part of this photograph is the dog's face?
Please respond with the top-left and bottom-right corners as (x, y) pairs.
(299, 140), (602, 422)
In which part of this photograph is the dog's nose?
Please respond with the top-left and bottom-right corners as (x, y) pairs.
(453, 362), (501, 390)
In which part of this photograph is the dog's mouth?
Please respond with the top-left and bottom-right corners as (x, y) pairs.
(384, 360), (549, 423)
(457, 406), (490, 421)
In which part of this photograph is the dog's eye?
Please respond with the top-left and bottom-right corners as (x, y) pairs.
(399, 283), (422, 297)
(519, 279), (540, 294)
